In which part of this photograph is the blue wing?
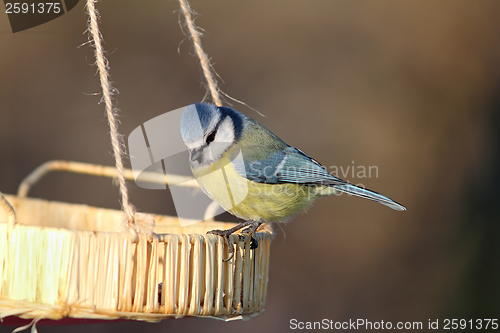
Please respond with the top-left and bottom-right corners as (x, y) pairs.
(234, 145), (406, 211)
(236, 146), (346, 186)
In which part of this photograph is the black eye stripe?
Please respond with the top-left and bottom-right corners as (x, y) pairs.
(205, 114), (230, 144)
(206, 131), (216, 143)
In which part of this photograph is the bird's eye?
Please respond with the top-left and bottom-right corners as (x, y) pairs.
(206, 131), (216, 144)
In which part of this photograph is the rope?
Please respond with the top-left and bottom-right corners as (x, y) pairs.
(85, 0), (135, 227)
(178, 0), (222, 106)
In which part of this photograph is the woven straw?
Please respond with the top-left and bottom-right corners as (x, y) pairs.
(0, 161), (272, 322)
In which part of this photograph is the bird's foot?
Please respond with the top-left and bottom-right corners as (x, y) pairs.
(207, 220), (262, 261)
(207, 228), (236, 262)
(241, 221), (263, 250)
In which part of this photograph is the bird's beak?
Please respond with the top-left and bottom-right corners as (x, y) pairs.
(190, 148), (203, 162)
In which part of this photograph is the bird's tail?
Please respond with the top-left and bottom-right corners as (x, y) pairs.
(333, 183), (406, 211)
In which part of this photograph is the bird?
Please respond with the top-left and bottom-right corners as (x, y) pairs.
(180, 103), (405, 261)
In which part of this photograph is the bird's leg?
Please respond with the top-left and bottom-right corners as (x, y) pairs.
(241, 221), (263, 250)
(207, 220), (254, 262)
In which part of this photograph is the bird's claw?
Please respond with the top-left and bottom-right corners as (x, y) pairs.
(207, 229), (235, 262)
(241, 223), (262, 250)
(207, 221), (263, 262)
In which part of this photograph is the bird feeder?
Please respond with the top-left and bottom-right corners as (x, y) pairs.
(0, 161), (272, 322)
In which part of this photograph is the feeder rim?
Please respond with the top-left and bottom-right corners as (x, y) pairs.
(0, 160), (220, 229)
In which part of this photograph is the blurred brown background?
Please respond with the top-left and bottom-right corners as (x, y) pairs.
(1, 1), (499, 332)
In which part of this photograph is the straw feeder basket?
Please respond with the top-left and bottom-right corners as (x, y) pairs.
(0, 162), (272, 322)
(0, 0), (273, 324)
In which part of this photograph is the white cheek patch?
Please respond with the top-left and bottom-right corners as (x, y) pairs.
(215, 117), (235, 144)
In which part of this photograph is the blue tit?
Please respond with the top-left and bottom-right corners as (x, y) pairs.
(180, 103), (405, 260)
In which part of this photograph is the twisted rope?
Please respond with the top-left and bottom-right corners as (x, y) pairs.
(85, 0), (135, 227)
(178, 0), (222, 106)
(85, 0), (223, 229)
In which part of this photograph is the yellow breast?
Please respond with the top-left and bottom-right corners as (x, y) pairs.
(192, 152), (336, 223)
